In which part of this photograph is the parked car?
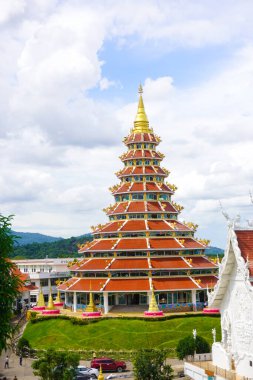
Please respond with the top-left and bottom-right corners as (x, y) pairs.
(76, 366), (99, 378)
(91, 358), (126, 373)
(75, 373), (93, 380)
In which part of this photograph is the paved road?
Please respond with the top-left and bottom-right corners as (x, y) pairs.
(0, 351), (185, 380)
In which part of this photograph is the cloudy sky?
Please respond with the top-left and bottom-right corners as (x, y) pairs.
(1, 0), (253, 247)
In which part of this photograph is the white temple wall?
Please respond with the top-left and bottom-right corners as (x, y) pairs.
(214, 261), (253, 377)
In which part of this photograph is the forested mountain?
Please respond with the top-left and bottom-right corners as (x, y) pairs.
(11, 234), (92, 259)
(12, 230), (62, 245)
(10, 230), (223, 259)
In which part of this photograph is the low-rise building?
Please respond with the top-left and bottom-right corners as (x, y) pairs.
(14, 258), (73, 304)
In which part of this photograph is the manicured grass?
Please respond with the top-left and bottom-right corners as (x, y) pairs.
(23, 316), (221, 354)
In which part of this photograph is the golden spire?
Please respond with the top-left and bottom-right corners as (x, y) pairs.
(133, 84), (152, 133)
(98, 365), (104, 380)
(37, 286), (45, 307)
(54, 290), (61, 303)
(85, 289), (98, 313)
(148, 286), (159, 313)
(47, 287), (55, 310)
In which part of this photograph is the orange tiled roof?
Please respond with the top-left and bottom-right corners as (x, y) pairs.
(120, 220), (146, 231)
(130, 183), (145, 192)
(183, 239), (205, 249)
(149, 238), (182, 249)
(152, 277), (198, 290)
(127, 202), (146, 212)
(125, 133), (158, 144)
(151, 257), (189, 269)
(110, 258), (149, 270)
(59, 278), (106, 292)
(105, 278), (150, 291)
(112, 183), (131, 194)
(147, 220), (172, 230)
(58, 277), (78, 290)
(79, 259), (113, 270)
(190, 257), (217, 268)
(87, 239), (117, 251)
(197, 276), (218, 288)
(235, 230), (253, 276)
(116, 239), (148, 250)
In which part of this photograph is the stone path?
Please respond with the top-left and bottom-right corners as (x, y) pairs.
(0, 349), (38, 380)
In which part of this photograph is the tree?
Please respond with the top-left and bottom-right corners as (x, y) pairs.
(32, 348), (80, 380)
(0, 214), (21, 353)
(133, 349), (173, 380)
(176, 335), (211, 360)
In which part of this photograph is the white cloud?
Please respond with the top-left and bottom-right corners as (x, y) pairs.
(1, 0), (253, 247)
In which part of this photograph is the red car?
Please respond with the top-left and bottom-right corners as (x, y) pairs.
(91, 358), (126, 373)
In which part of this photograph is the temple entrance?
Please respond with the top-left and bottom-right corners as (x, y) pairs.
(127, 293), (140, 305)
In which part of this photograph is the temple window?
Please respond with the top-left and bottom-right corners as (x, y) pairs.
(132, 193), (144, 200)
(40, 279), (49, 287)
(156, 176), (162, 181)
(146, 193), (157, 200)
(146, 176), (154, 181)
(136, 143), (142, 149)
(159, 194), (168, 201)
(115, 195), (121, 202)
(122, 194), (130, 201)
(153, 160), (158, 165)
(136, 160), (142, 165)
(116, 215), (126, 220)
(145, 160), (150, 165)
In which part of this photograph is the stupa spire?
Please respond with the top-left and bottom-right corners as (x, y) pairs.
(133, 84), (152, 133)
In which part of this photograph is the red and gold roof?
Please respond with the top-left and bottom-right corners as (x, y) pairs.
(66, 86), (216, 294)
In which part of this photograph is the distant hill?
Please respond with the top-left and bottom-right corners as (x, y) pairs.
(205, 246), (224, 256)
(12, 231), (62, 246)
(10, 230), (224, 260)
(11, 234), (92, 259)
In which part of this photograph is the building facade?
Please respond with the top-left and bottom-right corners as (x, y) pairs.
(14, 258), (72, 304)
(59, 87), (218, 313)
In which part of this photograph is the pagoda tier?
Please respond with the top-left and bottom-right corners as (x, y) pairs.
(59, 85), (218, 314)
(59, 276), (217, 293)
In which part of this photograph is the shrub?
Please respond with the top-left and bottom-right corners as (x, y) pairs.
(17, 337), (30, 352)
(176, 335), (210, 360)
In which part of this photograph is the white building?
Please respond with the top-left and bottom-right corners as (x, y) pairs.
(14, 258), (74, 304)
(185, 224), (253, 379)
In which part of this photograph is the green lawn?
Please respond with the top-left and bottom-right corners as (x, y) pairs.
(23, 316), (220, 354)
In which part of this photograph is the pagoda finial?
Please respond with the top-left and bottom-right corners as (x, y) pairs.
(148, 286), (159, 313)
(133, 84), (152, 134)
(37, 286), (45, 307)
(47, 286), (55, 310)
(98, 365), (104, 380)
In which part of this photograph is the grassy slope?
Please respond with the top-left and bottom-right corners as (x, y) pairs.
(23, 317), (221, 353)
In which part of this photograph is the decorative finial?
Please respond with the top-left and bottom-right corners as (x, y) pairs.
(98, 365), (104, 380)
(212, 328), (216, 343)
(133, 84), (152, 134)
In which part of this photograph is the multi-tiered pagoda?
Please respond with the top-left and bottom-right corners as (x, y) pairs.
(59, 86), (218, 314)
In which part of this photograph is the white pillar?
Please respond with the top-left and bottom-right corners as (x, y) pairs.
(104, 292), (109, 314)
(192, 289), (197, 311)
(115, 293), (119, 305)
(73, 292), (77, 312)
(148, 291), (152, 305)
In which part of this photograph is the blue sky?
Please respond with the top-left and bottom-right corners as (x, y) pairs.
(0, 0), (253, 247)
